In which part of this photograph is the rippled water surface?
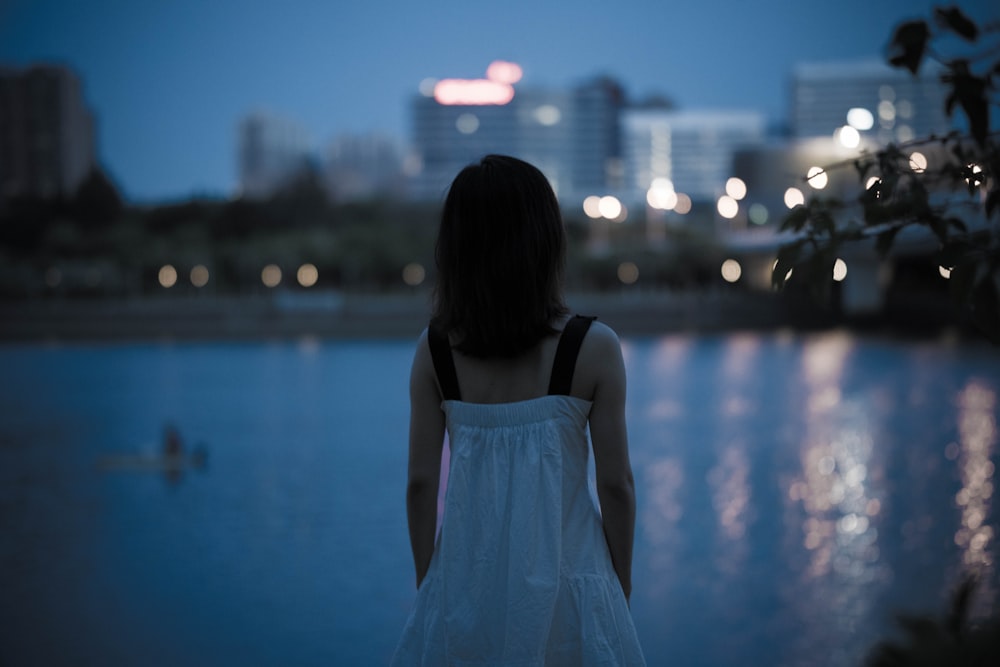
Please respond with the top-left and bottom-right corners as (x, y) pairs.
(1, 332), (997, 666)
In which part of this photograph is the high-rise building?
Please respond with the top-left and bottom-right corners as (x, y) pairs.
(408, 66), (623, 203)
(791, 59), (950, 144)
(0, 64), (96, 200)
(622, 108), (765, 202)
(238, 112), (313, 199)
(324, 132), (404, 201)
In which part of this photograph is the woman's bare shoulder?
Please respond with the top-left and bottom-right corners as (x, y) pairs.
(581, 319), (622, 355)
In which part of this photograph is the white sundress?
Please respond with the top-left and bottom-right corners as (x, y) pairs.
(392, 316), (646, 666)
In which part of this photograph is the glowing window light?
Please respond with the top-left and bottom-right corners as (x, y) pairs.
(434, 79), (514, 105)
(717, 195), (739, 219)
(784, 187), (805, 208)
(297, 263), (319, 287)
(725, 177), (747, 200)
(455, 113), (479, 134)
(833, 258), (847, 282)
(598, 195), (622, 220)
(534, 104), (561, 126)
(806, 166), (828, 190)
(939, 265), (952, 279)
(866, 176), (881, 190)
(909, 152), (928, 173)
(190, 264), (209, 287)
(261, 264), (282, 288)
(486, 60), (523, 84)
(748, 203), (768, 225)
(159, 264), (178, 288)
(617, 262), (639, 284)
(673, 193), (692, 214)
(402, 263), (425, 286)
(583, 195), (602, 219)
(846, 107), (874, 130)
(838, 125), (861, 148)
(721, 259), (742, 283)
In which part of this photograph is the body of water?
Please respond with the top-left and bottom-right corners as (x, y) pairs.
(1, 331), (997, 666)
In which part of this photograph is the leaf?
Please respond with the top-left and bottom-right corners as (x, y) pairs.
(887, 20), (930, 74)
(780, 205), (810, 232)
(934, 6), (979, 42)
(772, 240), (806, 289)
(945, 217), (967, 233)
(876, 226), (902, 257)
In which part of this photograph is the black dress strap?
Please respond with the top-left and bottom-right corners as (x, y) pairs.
(548, 315), (596, 396)
(427, 324), (461, 401)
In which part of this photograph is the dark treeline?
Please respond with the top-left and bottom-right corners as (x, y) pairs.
(0, 167), (726, 299)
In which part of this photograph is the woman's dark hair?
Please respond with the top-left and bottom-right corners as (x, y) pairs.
(432, 154), (568, 358)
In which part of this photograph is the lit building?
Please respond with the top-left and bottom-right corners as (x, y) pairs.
(0, 64), (96, 200)
(408, 63), (623, 203)
(238, 112), (313, 199)
(791, 59), (950, 144)
(324, 132), (404, 201)
(623, 108), (765, 202)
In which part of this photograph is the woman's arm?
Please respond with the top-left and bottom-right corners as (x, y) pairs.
(586, 326), (636, 602)
(406, 330), (446, 588)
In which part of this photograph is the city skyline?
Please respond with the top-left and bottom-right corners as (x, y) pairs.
(1, 0), (990, 202)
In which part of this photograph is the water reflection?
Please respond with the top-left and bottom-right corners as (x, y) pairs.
(954, 380), (997, 612)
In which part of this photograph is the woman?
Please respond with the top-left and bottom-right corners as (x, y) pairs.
(393, 155), (645, 665)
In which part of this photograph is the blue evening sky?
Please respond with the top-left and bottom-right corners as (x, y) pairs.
(0, 0), (990, 202)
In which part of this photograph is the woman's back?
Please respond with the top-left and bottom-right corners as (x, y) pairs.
(392, 316), (646, 666)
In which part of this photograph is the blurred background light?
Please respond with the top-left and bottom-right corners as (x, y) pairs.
(617, 261), (639, 284)
(721, 258), (742, 283)
(261, 264), (282, 288)
(190, 265), (209, 288)
(725, 177), (747, 200)
(784, 187), (805, 208)
(297, 263), (319, 287)
(158, 264), (177, 288)
(806, 166), (828, 190)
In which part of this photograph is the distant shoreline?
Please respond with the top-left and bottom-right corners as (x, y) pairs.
(0, 289), (972, 343)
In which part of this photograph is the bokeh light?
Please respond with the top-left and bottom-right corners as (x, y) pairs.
(725, 177), (747, 200)
(833, 258), (847, 282)
(486, 60), (523, 84)
(784, 187), (805, 208)
(939, 265), (952, 279)
(583, 195), (602, 219)
(456, 113), (479, 134)
(909, 152), (927, 173)
(717, 195), (739, 219)
(402, 263), (425, 286)
(748, 203), (769, 225)
(617, 261), (639, 285)
(721, 259), (742, 283)
(673, 193), (692, 215)
(297, 263), (319, 287)
(190, 264), (209, 288)
(261, 264), (282, 288)
(598, 195), (622, 220)
(806, 166), (828, 190)
(846, 107), (874, 130)
(838, 125), (860, 148)
(159, 264), (177, 288)
(533, 104), (561, 126)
